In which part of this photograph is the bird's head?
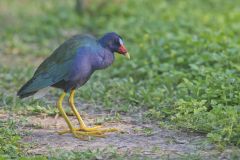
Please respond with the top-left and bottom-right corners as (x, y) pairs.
(98, 32), (130, 59)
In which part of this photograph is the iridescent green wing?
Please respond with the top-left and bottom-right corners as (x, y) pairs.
(20, 35), (96, 93)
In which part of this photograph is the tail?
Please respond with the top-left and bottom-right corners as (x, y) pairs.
(17, 72), (58, 99)
(17, 78), (38, 99)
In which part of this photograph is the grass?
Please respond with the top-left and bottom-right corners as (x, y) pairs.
(0, 146), (146, 160)
(1, 0), (240, 158)
(0, 118), (22, 159)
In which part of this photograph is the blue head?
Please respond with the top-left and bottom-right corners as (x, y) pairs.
(98, 32), (130, 59)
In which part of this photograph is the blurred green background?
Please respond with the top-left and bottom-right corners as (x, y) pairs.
(1, 0), (240, 158)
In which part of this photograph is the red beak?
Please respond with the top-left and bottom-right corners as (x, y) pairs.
(118, 45), (127, 54)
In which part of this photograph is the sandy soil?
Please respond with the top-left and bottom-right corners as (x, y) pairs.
(16, 103), (228, 160)
(1, 99), (240, 159)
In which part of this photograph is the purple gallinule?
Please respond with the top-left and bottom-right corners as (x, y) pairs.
(17, 32), (130, 139)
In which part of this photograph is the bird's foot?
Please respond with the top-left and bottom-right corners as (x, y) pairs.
(58, 126), (118, 139)
(58, 125), (101, 134)
(80, 125), (118, 133)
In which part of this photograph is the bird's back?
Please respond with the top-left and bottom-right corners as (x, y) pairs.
(17, 34), (98, 98)
(34, 35), (97, 76)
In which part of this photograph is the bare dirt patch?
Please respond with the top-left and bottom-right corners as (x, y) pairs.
(1, 105), (239, 159)
(14, 103), (234, 159)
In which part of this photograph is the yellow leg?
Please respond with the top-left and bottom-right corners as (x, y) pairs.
(68, 89), (88, 128)
(56, 92), (84, 139)
(59, 89), (118, 136)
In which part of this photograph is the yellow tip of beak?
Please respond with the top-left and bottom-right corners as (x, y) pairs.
(125, 52), (130, 59)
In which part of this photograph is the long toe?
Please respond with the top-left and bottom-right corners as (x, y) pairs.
(78, 125), (102, 132)
(57, 127), (83, 135)
(57, 127), (118, 139)
(79, 126), (118, 133)
(96, 128), (118, 133)
(58, 126), (103, 134)
(75, 131), (106, 138)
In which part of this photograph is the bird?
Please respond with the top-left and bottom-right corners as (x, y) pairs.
(17, 32), (130, 139)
